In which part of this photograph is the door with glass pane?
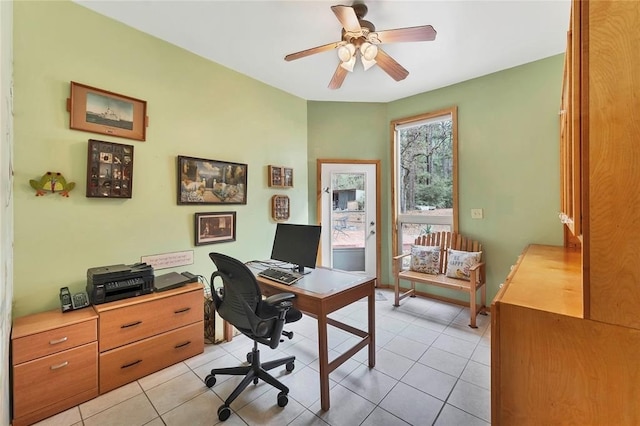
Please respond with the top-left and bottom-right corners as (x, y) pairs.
(318, 160), (379, 280)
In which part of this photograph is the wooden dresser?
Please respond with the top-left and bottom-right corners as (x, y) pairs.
(11, 282), (205, 424)
(11, 308), (99, 426)
(93, 282), (204, 393)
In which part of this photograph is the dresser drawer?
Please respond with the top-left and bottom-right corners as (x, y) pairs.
(99, 321), (203, 393)
(12, 342), (98, 418)
(99, 290), (202, 351)
(12, 319), (97, 365)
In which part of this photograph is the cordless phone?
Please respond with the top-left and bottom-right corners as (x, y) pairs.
(59, 287), (90, 312)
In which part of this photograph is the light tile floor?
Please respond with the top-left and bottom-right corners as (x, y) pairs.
(34, 289), (491, 426)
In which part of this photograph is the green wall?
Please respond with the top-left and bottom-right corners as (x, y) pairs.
(12, 1), (565, 316)
(12, 1), (308, 317)
(308, 55), (565, 302)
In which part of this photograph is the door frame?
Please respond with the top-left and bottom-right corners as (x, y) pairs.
(316, 159), (381, 284)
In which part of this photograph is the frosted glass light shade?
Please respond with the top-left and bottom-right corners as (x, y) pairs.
(338, 44), (356, 62)
(360, 42), (378, 61)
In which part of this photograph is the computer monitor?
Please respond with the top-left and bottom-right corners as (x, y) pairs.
(270, 223), (322, 274)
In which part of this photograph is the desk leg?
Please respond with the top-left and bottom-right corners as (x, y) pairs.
(368, 284), (376, 368)
(318, 312), (330, 411)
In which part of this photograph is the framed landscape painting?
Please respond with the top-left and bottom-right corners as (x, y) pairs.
(68, 81), (147, 141)
(177, 155), (248, 205)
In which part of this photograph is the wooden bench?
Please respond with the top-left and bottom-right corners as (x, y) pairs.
(392, 231), (487, 328)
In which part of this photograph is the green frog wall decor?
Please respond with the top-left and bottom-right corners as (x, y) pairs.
(30, 172), (76, 197)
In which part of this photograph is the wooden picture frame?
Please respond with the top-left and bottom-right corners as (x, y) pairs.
(86, 139), (134, 198)
(195, 212), (236, 245)
(268, 165), (293, 188)
(178, 155), (247, 205)
(68, 81), (148, 141)
(271, 195), (290, 221)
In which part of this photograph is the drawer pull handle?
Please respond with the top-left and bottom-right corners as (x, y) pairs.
(50, 361), (69, 370)
(121, 321), (142, 329)
(175, 341), (191, 349)
(174, 307), (191, 314)
(121, 360), (142, 369)
(49, 336), (68, 345)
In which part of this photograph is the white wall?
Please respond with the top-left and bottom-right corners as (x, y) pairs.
(0, 1), (14, 424)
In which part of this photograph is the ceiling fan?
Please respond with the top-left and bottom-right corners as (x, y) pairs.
(284, 2), (437, 90)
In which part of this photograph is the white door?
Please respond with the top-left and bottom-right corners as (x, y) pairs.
(319, 161), (378, 279)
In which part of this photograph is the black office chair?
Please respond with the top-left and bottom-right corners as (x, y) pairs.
(204, 252), (301, 422)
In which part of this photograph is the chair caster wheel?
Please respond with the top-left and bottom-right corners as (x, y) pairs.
(217, 404), (231, 421)
(277, 391), (289, 407)
(253, 377), (259, 385)
(246, 353), (253, 363)
(205, 374), (216, 388)
(286, 361), (295, 372)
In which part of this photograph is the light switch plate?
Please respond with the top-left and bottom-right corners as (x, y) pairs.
(471, 208), (483, 219)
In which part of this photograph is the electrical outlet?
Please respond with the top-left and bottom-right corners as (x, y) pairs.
(471, 208), (483, 219)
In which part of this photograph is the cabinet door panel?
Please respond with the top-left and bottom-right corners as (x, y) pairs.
(99, 322), (203, 393)
(99, 290), (202, 351)
(13, 342), (98, 417)
(12, 320), (97, 364)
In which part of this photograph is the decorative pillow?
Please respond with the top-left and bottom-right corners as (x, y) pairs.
(410, 245), (441, 275)
(445, 249), (482, 281)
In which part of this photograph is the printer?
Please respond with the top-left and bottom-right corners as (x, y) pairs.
(87, 262), (154, 305)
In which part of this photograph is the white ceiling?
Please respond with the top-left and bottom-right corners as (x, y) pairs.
(74, 0), (571, 103)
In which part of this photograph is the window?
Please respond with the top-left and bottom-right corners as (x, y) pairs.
(391, 107), (458, 257)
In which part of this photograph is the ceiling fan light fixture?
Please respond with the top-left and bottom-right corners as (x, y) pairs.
(340, 55), (356, 72)
(337, 43), (356, 62)
(361, 56), (377, 71)
(360, 42), (378, 61)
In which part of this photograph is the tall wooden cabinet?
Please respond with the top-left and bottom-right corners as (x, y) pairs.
(492, 1), (640, 424)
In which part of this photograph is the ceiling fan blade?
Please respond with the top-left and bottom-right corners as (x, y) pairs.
(328, 64), (349, 90)
(285, 41), (342, 61)
(375, 49), (409, 81)
(331, 5), (362, 35)
(375, 25), (437, 44)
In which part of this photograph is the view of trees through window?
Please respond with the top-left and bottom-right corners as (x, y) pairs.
(392, 108), (457, 256)
(399, 118), (453, 213)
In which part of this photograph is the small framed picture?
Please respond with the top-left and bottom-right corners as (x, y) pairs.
(195, 211), (236, 246)
(68, 81), (148, 141)
(271, 195), (290, 221)
(86, 139), (134, 198)
(268, 165), (293, 188)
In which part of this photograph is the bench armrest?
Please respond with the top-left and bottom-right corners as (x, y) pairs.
(393, 253), (411, 261)
(469, 261), (485, 272)
(392, 252), (411, 276)
(469, 261), (486, 288)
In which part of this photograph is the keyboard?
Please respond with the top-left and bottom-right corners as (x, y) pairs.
(258, 267), (302, 285)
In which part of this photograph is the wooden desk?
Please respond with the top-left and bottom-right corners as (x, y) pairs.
(244, 266), (376, 411)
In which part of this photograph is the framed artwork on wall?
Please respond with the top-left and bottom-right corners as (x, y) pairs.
(86, 139), (134, 198)
(271, 195), (290, 221)
(68, 82), (148, 141)
(268, 166), (293, 188)
(178, 155), (247, 205)
(195, 211), (236, 245)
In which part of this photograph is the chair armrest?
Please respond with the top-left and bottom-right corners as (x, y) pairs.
(264, 292), (296, 308)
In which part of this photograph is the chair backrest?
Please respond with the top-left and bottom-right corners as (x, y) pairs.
(208, 252), (263, 333)
(413, 231), (483, 274)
